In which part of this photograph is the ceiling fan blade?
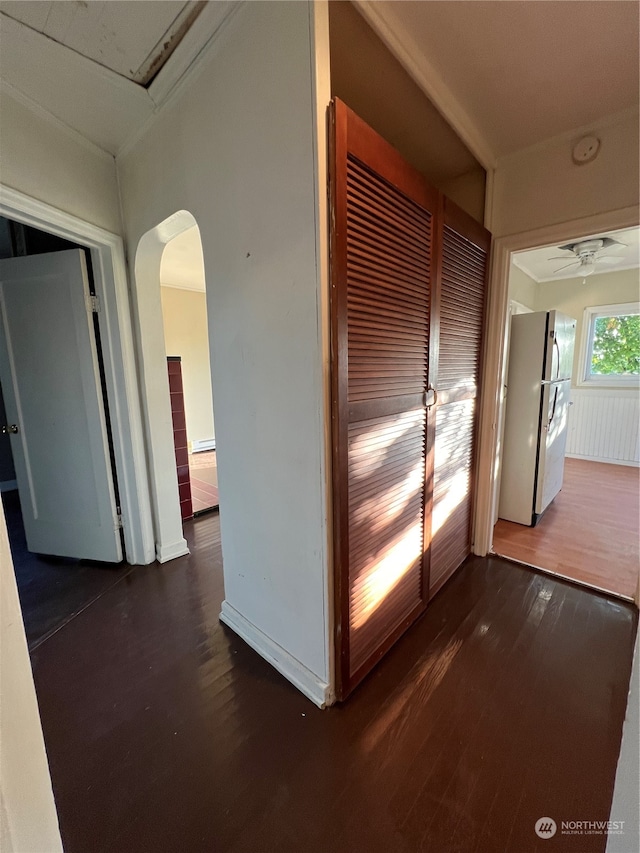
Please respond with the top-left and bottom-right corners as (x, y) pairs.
(548, 255), (576, 261)
(597, 256), (624, 264)
(553, 261), (580, 273)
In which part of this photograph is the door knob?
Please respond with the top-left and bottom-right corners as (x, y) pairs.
(1, 424), (18, 434)
(424, 387), (438, 408)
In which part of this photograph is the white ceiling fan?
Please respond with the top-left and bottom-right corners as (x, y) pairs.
(549, 237), (626, 277)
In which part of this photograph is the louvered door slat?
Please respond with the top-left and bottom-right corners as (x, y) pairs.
(347, 155), (431, 408)
(345, 151), (431, 672)
(348, 410), (426, 674)
(430, 205), (490, 599)
(431, 399), (475, 593)
(347, 160), (432, 234)
(331, 99), (437, 699)
(348, 264), (432, 301)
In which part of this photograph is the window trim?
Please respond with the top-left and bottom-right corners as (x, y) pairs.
(578, 301), (640, 387)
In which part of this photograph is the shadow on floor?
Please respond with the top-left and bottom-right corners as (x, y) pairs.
(2, 489), (132, 649)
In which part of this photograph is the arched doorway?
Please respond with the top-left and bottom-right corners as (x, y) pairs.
(134, 210), (218, 561)
(160, 225), (218, 517)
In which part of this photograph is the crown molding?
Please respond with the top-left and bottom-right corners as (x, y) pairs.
(352, 0), (496, 170)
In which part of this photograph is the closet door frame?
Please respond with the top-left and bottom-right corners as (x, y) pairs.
(329, 98), (441, 700)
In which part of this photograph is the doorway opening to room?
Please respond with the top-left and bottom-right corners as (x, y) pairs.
(0, 215), (134, 649)
(132, 210), (222, 565)
(160, 226), (219, 518)
(491, 225), (640, 601)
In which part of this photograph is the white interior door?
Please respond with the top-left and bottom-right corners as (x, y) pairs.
(0, 250), (122, 562)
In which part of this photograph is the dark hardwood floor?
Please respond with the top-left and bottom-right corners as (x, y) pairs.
(2, 489), (132, 649)
(28, 513), (637, 853)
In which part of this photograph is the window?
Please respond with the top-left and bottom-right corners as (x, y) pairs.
(581, 302), (640, 386)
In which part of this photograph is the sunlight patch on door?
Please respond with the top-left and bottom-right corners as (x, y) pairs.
(351, 460), (425, 533)
(350, 522), (422, 630)
(432, 468), (470, 537)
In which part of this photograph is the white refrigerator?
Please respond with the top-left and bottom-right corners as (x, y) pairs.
(499, 310), (576, 526)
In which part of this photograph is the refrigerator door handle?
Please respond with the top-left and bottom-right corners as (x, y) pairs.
(547, 385), (559, 429)
(553, 337), (561, 380)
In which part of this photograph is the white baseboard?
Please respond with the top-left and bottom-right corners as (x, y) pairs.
(156, 538), (190, 562)
(566, 453), (639, 468)
(191, 438), (215, 453)
(0, 479), (17, 493)
(219, 600), (333, 708)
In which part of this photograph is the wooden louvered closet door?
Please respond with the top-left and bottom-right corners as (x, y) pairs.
(330, 99), (439, 699)
(429, 199), (490, 598)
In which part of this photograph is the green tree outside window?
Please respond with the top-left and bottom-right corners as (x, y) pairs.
(591, 313), (640, 376)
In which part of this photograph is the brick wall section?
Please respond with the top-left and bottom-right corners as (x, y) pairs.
(167, 357), (193, 521)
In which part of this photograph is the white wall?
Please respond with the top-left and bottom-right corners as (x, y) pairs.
(439, 168), (486, 225)
(0, 506), (62, 852)
(0, 91), (121, 234)
(607, 633), (640, 852)
(118, 2), (331, 700)
(160, 286), (215, 446)
(508, 264), (537, 310)
(492, 109), (639, 238)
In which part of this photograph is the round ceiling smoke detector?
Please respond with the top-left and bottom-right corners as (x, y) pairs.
(572, 135), (600, 165)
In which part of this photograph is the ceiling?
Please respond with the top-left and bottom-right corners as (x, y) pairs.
(355, 0), (639, 160)
(160, 226), (206, 292)
(0, 1), (239, 155)
(513, 227), (640, 283)
(0, 1), (638, 161)
(0, 1), (204, 85)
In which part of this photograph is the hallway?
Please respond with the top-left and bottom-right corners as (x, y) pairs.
(27, 512), (637, 852)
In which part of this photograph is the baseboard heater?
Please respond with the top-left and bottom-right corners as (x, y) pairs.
(191, 438), (216, 453)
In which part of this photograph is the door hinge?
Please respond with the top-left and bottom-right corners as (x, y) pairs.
(86, 293), (100, 314)
(115, 512), (123, 530)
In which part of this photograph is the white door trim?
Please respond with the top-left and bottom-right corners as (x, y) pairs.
(0, 185), (155, 565)
(131, 211), (196, 564)
(473, 204), (640, 557)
